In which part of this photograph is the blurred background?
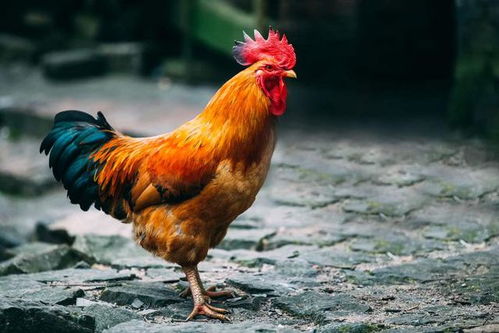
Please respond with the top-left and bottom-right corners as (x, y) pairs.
(0, 0), (497, 136)
(0, 0), (498, 246)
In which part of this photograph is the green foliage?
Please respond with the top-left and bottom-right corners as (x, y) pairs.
(449, 2), (499, 140)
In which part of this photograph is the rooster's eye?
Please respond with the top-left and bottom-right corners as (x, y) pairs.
(265, 65), (273, 70)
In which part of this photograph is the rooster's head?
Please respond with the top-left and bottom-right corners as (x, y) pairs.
(233, 28), (296, 116)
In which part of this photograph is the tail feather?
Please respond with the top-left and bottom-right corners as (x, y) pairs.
(40, 110), (116, 211)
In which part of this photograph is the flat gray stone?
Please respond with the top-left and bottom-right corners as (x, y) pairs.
(318, 323), (383, 333)
(386, 305), (492, 330)
(0, 274), (87, 305)
(418, 167), (499, 200)
(226, 273), (295, 296)
(222, 245), (318, 268)
(0, 244), (90, 276)
(219, 228), (276, 250)
(27, 268), (137, 283)
(300, 248), (374, 269)
(409, 204), (499, 243)
(444, 264), (499, 305)
(20, 286), (85, 305)
(0, 298), (94, 333)
(224, 295), (267, 311)
(81, 304), (141, 332)
(349, 234), (444, 256)
(273, 291), (371, 323)
(274, 259), (318, 278)
(349, 248), (499, 286)
(422, 223), (494, 243)
(2, 241), (58, 257)
(104, 320), (300, 333)
(264, 227), (346, 250)
(144, 268), (180, 283)
(342, 187), (427, 217)
(72, 234), (170, 268)
(100, 282), (183, 308)
(268, 164), (343, 208)
(375, 167), (426, 187)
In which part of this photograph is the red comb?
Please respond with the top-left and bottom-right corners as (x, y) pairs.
(233, 28), (296, 69)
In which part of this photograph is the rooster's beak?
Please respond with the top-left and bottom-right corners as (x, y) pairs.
(284, 70), (297, 79)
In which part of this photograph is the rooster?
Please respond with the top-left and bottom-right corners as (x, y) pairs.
(40, 29), (296, 321)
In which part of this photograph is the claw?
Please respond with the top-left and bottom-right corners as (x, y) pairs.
(186, 303), (230, 322)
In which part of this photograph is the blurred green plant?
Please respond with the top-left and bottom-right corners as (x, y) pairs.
(449, 0), (499, 140)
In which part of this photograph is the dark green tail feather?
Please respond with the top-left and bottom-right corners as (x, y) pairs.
(40, 110), (116, 211)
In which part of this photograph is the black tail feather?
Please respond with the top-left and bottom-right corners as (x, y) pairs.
(40, 110), (116, 211)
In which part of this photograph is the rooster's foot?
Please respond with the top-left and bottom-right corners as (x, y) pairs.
(182, 265), (233, 321)
(186, 302), (230, 321)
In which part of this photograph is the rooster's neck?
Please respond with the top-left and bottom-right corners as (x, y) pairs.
(197, 66), (275, 164)
(201, 66), (271, 124)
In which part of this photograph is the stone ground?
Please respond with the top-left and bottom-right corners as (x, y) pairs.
(0, 68), (498, 332)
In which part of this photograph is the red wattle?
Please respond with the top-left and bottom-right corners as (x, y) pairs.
(260, 76), (288, 116)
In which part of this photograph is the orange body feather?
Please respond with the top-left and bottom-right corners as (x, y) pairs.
(91, 62), (275, 265)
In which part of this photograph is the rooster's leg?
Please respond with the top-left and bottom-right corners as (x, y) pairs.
(180, 266), (235, 301)
(182, 265), (230, 321)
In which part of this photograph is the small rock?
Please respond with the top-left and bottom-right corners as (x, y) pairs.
(131, 298), (144, 309)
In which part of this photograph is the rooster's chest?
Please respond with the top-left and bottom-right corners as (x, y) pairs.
(180, 134), (275, 226)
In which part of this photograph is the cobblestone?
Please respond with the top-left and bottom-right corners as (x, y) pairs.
(0, 75), (498, 332)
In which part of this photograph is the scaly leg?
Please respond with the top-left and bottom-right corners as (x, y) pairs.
(182, 265), (230, 321)
(180, 266), (235, 302)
